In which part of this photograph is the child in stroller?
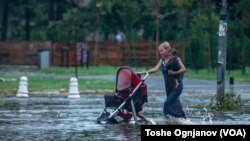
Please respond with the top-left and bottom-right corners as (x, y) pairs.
(97, 66), (152, 124)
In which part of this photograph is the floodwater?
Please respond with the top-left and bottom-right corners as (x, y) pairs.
(0, 91), (250, 141)
(0, 95), (143, 141)
(1, 77), (250, 141)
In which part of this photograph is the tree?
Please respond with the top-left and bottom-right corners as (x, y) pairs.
(1, 0), (9, 41)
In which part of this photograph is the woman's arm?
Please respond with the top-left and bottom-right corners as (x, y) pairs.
(144, 61), (162, 74)
(168, 58), (186, 75)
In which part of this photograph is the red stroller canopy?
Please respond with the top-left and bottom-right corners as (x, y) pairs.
(116, 67), (141, 92)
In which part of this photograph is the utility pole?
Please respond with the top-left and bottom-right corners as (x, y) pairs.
(217, 0), (227, 99)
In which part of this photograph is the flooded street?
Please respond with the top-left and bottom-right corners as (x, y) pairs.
(1, 76), (250, 140)
(1, 91), (250, 140)
(0, 95), (142, 141)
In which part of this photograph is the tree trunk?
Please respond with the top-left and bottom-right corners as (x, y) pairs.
(152, 0), (160, 60)
(1, 0), (9, 41)
(24, 3), (31, 41)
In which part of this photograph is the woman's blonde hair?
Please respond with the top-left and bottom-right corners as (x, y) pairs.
(159, 41), (171, 49)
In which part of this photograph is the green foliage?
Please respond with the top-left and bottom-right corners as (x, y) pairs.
(208, 90), (244, 111)
(1, 0), (250, 69)
(48, 7), (89, 41)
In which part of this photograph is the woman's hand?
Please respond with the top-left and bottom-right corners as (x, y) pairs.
(168, 70), (175, 75)
(142, 70), (148, 74)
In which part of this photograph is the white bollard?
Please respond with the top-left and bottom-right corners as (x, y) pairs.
(16, 76), (29, 97)
(68, 77), (80, 98)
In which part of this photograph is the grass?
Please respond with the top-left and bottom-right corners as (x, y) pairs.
(185, 67), (250, 82)
(0, 65), (250, 95)
(0, 77), (115, 95)
(0, 65), (124, 75)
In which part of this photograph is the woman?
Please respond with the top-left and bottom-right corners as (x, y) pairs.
(144, 41), (186, 118)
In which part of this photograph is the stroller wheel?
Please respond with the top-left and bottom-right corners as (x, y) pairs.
(97, 110), (110, 124)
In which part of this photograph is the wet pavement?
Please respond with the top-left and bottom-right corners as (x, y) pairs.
(0, 92), (250, 141)
(0, 95), (142, 141)
(1, 71), (250, 140)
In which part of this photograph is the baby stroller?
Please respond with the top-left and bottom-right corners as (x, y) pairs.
(97, 66), (149, 124)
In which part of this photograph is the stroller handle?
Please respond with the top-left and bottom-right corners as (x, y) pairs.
(136, 71), (149, 81)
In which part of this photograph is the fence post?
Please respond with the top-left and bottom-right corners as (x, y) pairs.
(61, 46), (69, 67)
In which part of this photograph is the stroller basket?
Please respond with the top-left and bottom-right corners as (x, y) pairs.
(104, 93), (118, 108)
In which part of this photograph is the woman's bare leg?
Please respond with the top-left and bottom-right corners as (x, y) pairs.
(136, 112), (149, 122)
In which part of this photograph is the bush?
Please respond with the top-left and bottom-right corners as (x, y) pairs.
(208, 90), (244, 111)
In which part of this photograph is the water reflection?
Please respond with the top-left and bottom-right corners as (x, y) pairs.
(0, 93), (249, 141)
